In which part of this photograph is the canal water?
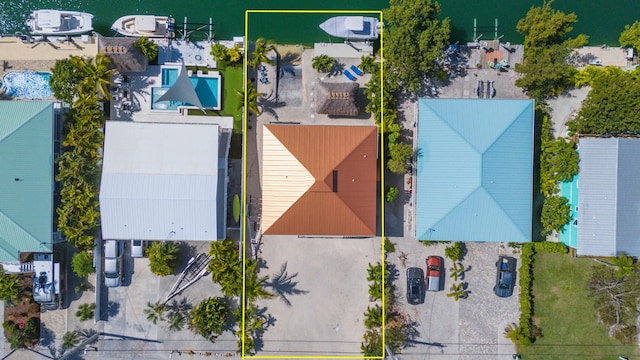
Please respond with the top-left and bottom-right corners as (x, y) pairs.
(0, 0), (638, 46)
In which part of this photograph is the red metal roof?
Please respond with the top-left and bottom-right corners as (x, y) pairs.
(263, 125), (378, 235)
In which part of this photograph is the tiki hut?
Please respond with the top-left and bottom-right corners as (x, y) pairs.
(98, 36), (148, 73)
(315, 81), (359, 117)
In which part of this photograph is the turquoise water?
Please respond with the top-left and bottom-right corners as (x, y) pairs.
(161, 67), (178, 87)
(1, 1), (640, 45)
(191, 77), (219, 108)
(152, 68), (219, 109)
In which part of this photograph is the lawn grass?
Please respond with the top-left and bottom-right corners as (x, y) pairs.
(518, 252), (638, 359)
(186, 65), (244, 134)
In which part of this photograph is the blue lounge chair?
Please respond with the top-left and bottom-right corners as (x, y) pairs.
(343, 70), (357, 81)
(350, 65), (364, 76)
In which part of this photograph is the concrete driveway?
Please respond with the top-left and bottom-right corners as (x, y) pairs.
(254, 235), (380, 356)
(387, 240), (519, 360)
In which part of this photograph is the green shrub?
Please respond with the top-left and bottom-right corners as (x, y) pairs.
(444, 242), (462, 262)
(419, 240), (439, 247)
(133, 37), (159, 61)
(384, 238), (396, 253)
(533, 241), (568, 254)
(75, 303), (95, 322)
(385, 186), (399, 202)
(71, 251), (95, 277)
(147, 241), (180, 276)
(516, 243), (535, 345)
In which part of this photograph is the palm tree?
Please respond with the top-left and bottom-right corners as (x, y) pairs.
(62, 330), (80, 349)
(363, 305), (383, 329)
(73, 54), (115, 100)
(166, 310), (186, 332)
(244, 259), (274, 302)
(312, 55), (335, 73)
(235, 82), (263, 115)
(148, 241), (180, 276)
(249, 37), (276, 69)
(133, 37), (159, 61)
(449, 262), (464, 281)
(359, 55), (378, 73)
(75, 303), (96, 321)
(615, 253), (634, 277)
(144, 301), (166, 325)
(446, 283), (467, 301)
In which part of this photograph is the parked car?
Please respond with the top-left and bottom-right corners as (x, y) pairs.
(425, 256), (443, 291)
(131, 240), (144, 258)
(104, 240), (124, 287)
(494, 256), (516, 297)
(406, 267), (425, 304)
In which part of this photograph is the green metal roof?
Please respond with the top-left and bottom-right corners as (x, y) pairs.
(0, 101), (54, 262)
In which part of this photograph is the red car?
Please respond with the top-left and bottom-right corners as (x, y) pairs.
(425, 256), (442, 291)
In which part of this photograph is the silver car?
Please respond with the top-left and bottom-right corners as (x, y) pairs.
(131, 240), (144, 258)
(104, 240), (123, 287)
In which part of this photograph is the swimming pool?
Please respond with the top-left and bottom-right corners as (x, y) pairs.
(152, 67), (221, 110)
(2, 71), (53, 99)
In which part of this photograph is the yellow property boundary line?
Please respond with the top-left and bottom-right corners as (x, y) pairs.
(243, 9), (385, 359)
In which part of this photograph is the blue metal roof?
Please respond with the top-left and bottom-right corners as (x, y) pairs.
(0, 101), (54, 262)
(416, 99), (534, 242)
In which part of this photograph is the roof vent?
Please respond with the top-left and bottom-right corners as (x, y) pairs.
(332, 170), (338, 192)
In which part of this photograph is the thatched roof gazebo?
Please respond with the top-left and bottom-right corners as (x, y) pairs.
(315, 81), (359, 117)
(98, 36), (148, 73)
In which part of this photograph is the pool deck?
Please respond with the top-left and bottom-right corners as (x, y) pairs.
(109, 65), (232, 128)
(155, 38), (217, 68)
(0, 35), (98, 77)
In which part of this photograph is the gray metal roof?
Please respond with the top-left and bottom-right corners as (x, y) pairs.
(99, 121), (227, 241)
(577, 138), (640, 256)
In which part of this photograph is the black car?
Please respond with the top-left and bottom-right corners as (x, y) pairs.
(406, 267), (425, 304)
(494, 256), (516, 297)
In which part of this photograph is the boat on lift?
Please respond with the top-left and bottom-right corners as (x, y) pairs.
(319, 16), (380, 40)
(111, 15), (175, 38)
(25, 10), (94, 36)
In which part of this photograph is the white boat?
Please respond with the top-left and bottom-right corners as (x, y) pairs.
(111, 15), (175, 38)
(319, 16), (380, 40)
(25, 10), (94, 36)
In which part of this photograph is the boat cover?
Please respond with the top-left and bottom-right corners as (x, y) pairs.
(135, 15), (157, 31)
(37, 10), (61, 28)
(344, 16), (364, 31)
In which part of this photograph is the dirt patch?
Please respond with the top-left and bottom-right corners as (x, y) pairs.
(550, 286), (560, 295)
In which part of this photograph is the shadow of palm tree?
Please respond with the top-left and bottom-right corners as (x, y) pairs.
(279, 52), (301, 65)
(330, 62), (345, 77)
(257, 93), (281, 120)
(265, 262), (309, 307)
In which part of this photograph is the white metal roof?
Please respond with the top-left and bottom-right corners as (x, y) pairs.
(100, 121), (220, 241)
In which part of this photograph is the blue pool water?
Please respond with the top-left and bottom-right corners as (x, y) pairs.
(161, 68), (178, 87)
(2, 71), (53, 99)
(190, 77), (219, 108)
(152, 68), (220, 110)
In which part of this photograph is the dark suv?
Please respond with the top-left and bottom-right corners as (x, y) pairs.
(406, 267), (425, 304)
(494, 256), (516, 297)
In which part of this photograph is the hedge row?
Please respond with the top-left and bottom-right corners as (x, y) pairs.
(517, 243), (535, 345)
